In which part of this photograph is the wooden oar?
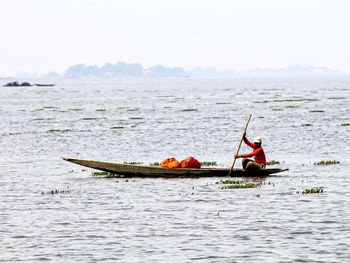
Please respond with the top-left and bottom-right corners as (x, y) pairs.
(228, 114), (252, 176)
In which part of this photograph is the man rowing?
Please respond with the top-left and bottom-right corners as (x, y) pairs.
(234, 132), (266, 171)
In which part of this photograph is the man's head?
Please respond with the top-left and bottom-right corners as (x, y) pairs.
(253, 137), (262, 147)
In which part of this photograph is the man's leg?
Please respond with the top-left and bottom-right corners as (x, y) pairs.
(242, 158), (253, 169)
(245, 162), (264, 171)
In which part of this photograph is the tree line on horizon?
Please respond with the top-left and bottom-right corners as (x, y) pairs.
(63, 62), (345, 78)
(63, 62), (236, 78)
(4, 62), (346, 79)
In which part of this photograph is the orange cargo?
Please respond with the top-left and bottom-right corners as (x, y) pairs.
(161, 157), (180, 168)
(180, 156), (201, 168)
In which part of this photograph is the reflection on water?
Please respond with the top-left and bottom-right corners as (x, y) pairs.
(1, 78), (349, 262)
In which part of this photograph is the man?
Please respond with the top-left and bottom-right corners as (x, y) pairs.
(235, 132), (266, 171)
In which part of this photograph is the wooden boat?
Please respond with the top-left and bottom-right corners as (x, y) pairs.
(62, 157), (288, 178)
(34, 84), (55, 86)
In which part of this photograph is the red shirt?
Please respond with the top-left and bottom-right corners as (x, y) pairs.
(242, 137), (266, 166)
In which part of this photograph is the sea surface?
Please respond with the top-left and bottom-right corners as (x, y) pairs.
(1, 78), (349, 262)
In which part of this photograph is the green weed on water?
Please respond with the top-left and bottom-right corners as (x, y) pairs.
(48, 129), (73, 133)
(266, 160), (280, 165)
(200, 161), (217, 166)
(92, 171), (121, 178)
(296, 187), (324, 194)
(182, 109), (198, 112)
(123, 162), (143, 165)
(314, 160), (340, 165)
(309, 110), (325, 113)
(221, 183), (261, 189)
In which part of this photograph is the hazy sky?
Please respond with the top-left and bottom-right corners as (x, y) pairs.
(1, 0), (350, 75)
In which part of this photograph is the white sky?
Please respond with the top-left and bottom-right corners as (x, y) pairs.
(1, 0), (350, 75)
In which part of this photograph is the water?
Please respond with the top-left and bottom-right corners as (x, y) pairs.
(1, 78), (349, 262)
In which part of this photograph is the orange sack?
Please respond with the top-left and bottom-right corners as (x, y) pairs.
(161, 157), (180, 168)
(180, 156), (201, 168)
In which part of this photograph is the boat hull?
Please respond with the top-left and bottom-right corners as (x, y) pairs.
(62, 157), (288, 178)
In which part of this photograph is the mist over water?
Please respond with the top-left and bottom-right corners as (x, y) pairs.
(1, 78), (349, 262)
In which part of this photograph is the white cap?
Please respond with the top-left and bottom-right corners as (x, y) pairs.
(253, 137), (262, 144)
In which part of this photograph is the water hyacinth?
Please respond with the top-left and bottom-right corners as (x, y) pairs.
(216, 179), (262, 189)
(296, 188), (324, 194)
(314, 160), (340, 166)
(266, 160), (280, 165)
(123, 162), (143, 165)
(309, 110), (325, 113)
(92, 171), (122, 178)
(41, 187), (70, 195)
(200, 161), (217, 166)
(221, 183), (261, 189)
(181, 109), (198, 112)
(48, 129), (73, 133)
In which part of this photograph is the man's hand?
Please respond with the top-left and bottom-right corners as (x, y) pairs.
(235, 155), (241, 158)
(242, 131), (246, 138)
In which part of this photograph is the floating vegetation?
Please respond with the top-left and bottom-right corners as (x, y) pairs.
(92, 171), (121, 178)
(82, 117), (99, 120)
(182, 109), (198, 112)
(92, 171), (110, 176)
(221, 183), (261, 189)
(301, 124), (313, 127)
(123, 162), (143, 165)
(43, 106), (58, 109)
(150, 162), (160, 166)
(110, 126), (125, 129)
(68, 108), (83, 111)
(309, 110), (325, 113)
(296, 187), (324, 194)
(129, 117), (143, 120)
(285, 105), (299, 108)
(216, 102), (230, 105)
(9, 132), (21, 135)
(126, 108), (139, 112)
(328, 97), (346, 100)
(340, 123), (350, 126)
(216, 179), (244, 185)
(48, 129), (73, 133)
(34, 108), (45, 111)
(216, 179), (261, 189)
(266, 160), (280, 165)
(200, 161), (217, 166)
(272, 108), (283, 111)
(33, 118), (56, 121)
(314, 160), (340, 166)
(255, 194), (261, 198)
(96, 109), (106, 112)
(254, 98), (319, 103)
(41, 187), (70, 195)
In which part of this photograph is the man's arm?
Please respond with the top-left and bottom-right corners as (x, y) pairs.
(235, 148), (260, 159)
(243, 132), (255, 148)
